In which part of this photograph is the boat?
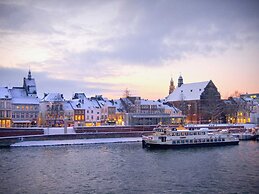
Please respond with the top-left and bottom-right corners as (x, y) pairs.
(142, 126), (239, 149)
(232, 131), (256, 141)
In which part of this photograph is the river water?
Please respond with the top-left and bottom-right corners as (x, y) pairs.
(0, 141), (258, 194)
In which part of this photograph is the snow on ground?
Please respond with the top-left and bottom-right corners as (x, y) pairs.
(43, 127), (76, 135)
(11, 137), (142, 147)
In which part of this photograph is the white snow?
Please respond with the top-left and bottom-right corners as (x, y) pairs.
(11, 137), (142, 147)
(166, 81), (209, 101)
(44, 127), (76, 135)
(0, 87), (11, 99)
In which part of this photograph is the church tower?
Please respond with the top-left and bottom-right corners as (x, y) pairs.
(178, 75), (183, 87)
(23, 69), (37, 97)
(169, 77), (175, 94)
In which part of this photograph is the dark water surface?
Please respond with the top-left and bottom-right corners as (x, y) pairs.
(0, 141), (258, 194)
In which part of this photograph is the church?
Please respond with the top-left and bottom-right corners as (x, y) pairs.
(166, 75), (223, 124)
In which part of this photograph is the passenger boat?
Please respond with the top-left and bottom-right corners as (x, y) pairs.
(232, 131), (256, 141)
(142, 126), (239, 149)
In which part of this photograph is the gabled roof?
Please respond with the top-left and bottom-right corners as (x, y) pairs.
(0, 87), (11, 99)
(42, 93), (65, 102)
(166, 81), (210, 101)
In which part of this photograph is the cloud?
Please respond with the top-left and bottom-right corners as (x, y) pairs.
(0, 67), (120, 99)
(0, 0), (259, 98)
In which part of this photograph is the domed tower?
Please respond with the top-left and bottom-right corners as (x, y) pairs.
(169, 77), (175, 94)
(178, 75), (183, 87)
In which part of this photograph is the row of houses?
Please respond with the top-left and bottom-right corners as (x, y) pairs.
(0, 71), (184, 128)
(1, 71), (258, 128)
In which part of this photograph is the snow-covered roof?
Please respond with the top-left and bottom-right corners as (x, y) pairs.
(140, 99), (161, 106)
(166, 81), (210, 101)
(0, 87), (11, 99)
(42, 93), (65, 102)
(63, 101), (73, 111)
(12, 97), (39, 105)
(10, 87), (27, 98)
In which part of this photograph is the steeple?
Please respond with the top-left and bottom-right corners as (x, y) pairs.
(178, 75), (183, 87)
(28, 69), (32, 80)
(169, 77), (175, 94)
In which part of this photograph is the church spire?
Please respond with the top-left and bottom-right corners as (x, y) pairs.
(169, 77), (175, 94)
(178, 74), (183, 87)
(28, 69), (32, 80)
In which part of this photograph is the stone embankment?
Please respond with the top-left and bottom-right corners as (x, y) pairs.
(0, 125), (156, 147)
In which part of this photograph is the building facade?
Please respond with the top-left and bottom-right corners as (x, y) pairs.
(166, 75), (222, 124)
(40, 93), (65, 127)
(0, 87), (12, 128)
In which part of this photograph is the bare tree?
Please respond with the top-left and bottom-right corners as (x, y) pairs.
(123, 88), (131, 98)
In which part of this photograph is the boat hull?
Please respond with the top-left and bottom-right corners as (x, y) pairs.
(142, 140), (239, 149)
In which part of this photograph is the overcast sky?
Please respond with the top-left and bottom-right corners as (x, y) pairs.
(0, 0), (258, 100)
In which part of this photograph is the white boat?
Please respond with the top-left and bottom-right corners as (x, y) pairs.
(142, 126), (239, 149)
(232, 131), (256, 141)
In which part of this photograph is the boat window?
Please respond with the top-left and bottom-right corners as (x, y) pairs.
(181, 132), (185, 136)
(189, 132), (193, 135)
(172, 132), (175, 136)
(222, 139), (225, 141)
(190, 140), (193, 143)
(177, 140), (180, 144)
(198, 132), (201, 135)
(202, 139), (205, 142)
(206, 139), (210, 142)
(181, 140), (185, 143)
(159, 136), (166, 142)
(176, 133), (180, 136)
(214, 139), (217, 142)
(186, 140), (189, 143)
(202, 132), (205, 135)
(194, 139), (197, 143)
(185, 132), (188, 136)
(172, 141), (176, 144)
(218, 139), (221, 142)
(194, 132), (197, 135)
(210, 139), (213, 142)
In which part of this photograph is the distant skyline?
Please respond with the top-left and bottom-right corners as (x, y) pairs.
(0, 0), (259, 100)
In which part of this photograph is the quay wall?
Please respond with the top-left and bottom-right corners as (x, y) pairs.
(0, 131), (150, 147)
(0, 127), (44, 137)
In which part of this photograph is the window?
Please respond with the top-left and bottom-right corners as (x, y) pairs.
(190, 90), (193, 92)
